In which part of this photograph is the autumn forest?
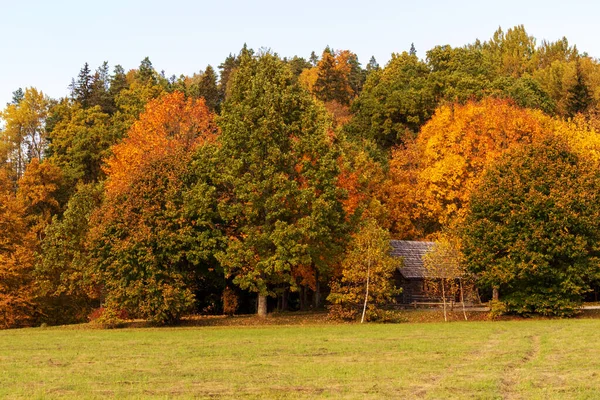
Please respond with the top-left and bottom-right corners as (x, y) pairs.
(2, 25), (600, 328)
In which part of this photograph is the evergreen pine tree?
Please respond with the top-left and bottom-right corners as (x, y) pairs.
(193, 65), (221, 112)
(366, 56), (380, 73)
(70, 63), (93, 107)
(109, 65), (128, 99)
(10, 88), (24, 105)
(137, 57), (156, 85)
(309, 51), (319, 66)
(410, 43), (417, 56)
(89, 62), (115, 113)
(567, 59), (592, 117)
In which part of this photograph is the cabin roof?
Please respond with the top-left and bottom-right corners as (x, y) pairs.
(390, 240), (435, 279)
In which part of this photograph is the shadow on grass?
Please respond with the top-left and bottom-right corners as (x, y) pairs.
(62, 307), (600, 330)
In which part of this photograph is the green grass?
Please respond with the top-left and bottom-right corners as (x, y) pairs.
(2, 316), (600, 399)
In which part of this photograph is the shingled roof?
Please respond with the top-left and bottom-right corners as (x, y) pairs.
(390, 240), (435, 279)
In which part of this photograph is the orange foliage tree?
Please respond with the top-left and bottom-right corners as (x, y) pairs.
(104, 91), (216, 196)
(388, 98), (555, 238)
(336, 139), (388, 226)
(388, 97), (600, 239)
(0, 158), (64, 328)
(91, 91), (220, 324)
(0, 169), (35, 328)
(16, 159), (64, 241)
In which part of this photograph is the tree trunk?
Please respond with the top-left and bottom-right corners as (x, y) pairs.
(282, 288), (288, 311)
(442, 279), (447, 322)
(492, 287), (499, 301)
(300, 286), (307, 311)
(314, 269), (321, 309)
(460, 278), (468, 321)
(475, 288), (483, 305)
(257, 294), (267, 317)
(361, 262), (371, 324)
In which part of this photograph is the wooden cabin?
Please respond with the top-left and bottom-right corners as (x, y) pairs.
(390, 240), (436, 304)
(391, 240), (479, 306)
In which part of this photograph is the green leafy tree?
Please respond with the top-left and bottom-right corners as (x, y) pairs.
(365, 56), (380, 74)
(409, 43), (417, 56)
(482, 25), (537, 77)
(137, 57), (157, 85)
(309, 51), (319, 66)
(285, 56), (311, 78)
(347, 51), (435, 149)
(112, 64), (166, 132)
(36, 183), (103, 324)
(427, 44), (494, 103)
(462, 135), (600, 316)
(46, 101), (117, 184)
(490, 75), (556, 114)
(216, 52), (347, 316)
(218, 44), (254, 101)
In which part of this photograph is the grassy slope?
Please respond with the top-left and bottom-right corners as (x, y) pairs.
(1, 318), (600, 399)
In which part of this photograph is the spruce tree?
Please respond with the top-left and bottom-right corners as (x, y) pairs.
(309, 51), (319, 66)
(137, 57), (156, 85)
(109, 65), (128, 99)
(10, 88), (24, 105)
(191, 65), (220, 112)
(89, 61), (115, 113)
(70, 63), (93, 107)
(366, 56), (380, 73)
(567, 59), (592, 117)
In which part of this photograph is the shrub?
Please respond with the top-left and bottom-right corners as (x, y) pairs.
(89, 307), (128, 328)
(222, 287), (238, 316)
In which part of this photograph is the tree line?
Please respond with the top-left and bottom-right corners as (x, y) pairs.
(2, 25), (600, 327)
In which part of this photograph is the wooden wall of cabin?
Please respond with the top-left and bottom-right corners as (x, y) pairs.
(393, 270), (426, 304)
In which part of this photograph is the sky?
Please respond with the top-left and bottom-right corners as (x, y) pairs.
(1, 0), (599, 108)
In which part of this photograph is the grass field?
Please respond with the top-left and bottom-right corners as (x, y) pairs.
(2, 315), (600, 399)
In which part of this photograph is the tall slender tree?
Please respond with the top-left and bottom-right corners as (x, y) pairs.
(70, 63), (93, 107)
(0, 88), (50, 178)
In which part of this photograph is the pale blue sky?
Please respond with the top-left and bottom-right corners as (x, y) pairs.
(1, 0), (598, 108)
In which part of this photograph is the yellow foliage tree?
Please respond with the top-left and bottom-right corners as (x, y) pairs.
(388, 98), (600, 239)
(423, 235), (470, 322)
(327, 219), (400, 322)
(388, 98), (555, 237)
(0, 88), (50, 178)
